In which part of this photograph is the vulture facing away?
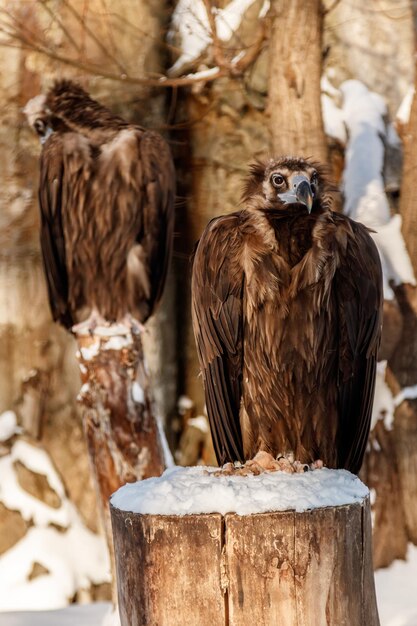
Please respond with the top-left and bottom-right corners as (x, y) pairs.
(192, 157), (383, 474)
(25, 81), (175, 331)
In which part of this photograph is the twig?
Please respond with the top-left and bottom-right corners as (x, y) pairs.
(0, 1), (267, 91)
(230, 18), (268, 76)
(0, 33), (226, 87)
(38, 0), (81, 52)
(202, 0), (228, 69)
(61, 0), (127, 73)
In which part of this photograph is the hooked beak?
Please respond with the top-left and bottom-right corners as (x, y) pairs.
(295, 179), (313, 214)
(40, 126), (54, 144)
(277, 175), (314, 214)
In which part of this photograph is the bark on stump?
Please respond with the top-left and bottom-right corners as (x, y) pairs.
(110, 496), (379, 626)
(75, 329), (166, 599)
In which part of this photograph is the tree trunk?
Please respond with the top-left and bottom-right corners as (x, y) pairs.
(400, 92), (417, 271)
(388, 288), (417, 544)
(387, 280), (417, 544)
(361, 419), (408, 568)
(76, 329), (166, 601)
(178, 1), (328, 414)
(267, 0), (327, 160)
(111, 498), (379, 626)
(176, 82), (269, 413)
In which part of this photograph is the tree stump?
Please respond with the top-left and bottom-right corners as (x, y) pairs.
(75, 328), (167, 600)
(110, 467), (380, 626)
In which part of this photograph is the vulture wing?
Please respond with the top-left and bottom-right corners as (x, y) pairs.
(39, 131), (96, 328)
(38, 134), (74, 328)
(192, 214), (245, 465)
(335, 216), (383, 473)
(92, 128), (175, 322)
(139, 131), (175, 313)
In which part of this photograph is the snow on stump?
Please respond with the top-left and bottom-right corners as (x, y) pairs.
(110, 466), (380, 626)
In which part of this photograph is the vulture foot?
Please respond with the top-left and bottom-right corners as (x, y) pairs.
(73, 312), (145, 337)
(212, 452), (324, 476)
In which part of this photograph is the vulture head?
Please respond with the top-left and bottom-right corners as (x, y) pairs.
(242, 156), (331, 214)
(25, 80), (127, 142)
(23, 94), (54, 144)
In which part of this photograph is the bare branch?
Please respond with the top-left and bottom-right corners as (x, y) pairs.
(38, 0), (81, 52)
(0, 0), (267, 91)
(60, 0), (127, 73)
(0, 8), (44, 49)
(230, 18), (268, 76)
(202, 0), (228, 69)
(0, 33), (226, 88)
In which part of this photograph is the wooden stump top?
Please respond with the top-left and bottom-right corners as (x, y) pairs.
(110, 467), (380, 626)
(110, 465), (369, 517)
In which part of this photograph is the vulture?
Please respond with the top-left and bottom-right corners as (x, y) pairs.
(24, 80), (175, 332)
(192, 157), (383, 474)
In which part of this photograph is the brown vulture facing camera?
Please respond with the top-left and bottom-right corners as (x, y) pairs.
(192, 157), (383, 474)
(24, 81), (175, 332)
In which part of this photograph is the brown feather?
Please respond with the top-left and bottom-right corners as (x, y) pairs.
(31, 81), (175, 327)
(192, 157), (382, 472)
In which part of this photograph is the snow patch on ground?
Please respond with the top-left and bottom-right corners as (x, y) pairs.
(375, 544), (417, 626)
(0, 525), (109, 611)
(0, 441), (110, 611)
(0, 602), (111, 626)
(101, 606), (121, 626)
(111, 466), (368, 516)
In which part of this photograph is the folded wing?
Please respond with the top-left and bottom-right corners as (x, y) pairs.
(191, 215), (245, 465)
(334, 217), (383, 473)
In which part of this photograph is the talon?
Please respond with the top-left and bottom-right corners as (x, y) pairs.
(210, 453), (324, 477)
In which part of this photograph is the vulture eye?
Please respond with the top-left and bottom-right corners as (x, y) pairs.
(34, 118), (46, 135)
(271, 174), (285, 188)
